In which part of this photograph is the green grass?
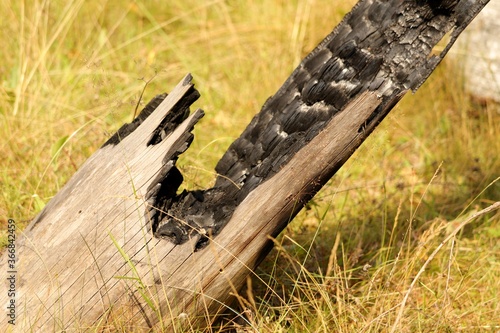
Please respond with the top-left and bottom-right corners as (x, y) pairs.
(1, 0), (499, 332)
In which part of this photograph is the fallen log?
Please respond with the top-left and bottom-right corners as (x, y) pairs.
(1, 0), (489, 331)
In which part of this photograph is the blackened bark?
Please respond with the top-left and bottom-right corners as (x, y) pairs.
(145, 0), (489, 248)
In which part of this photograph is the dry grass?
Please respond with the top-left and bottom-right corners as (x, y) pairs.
(1, 0), (499, 332)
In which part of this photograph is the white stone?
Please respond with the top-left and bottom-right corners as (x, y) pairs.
(452, 1), (500, 101)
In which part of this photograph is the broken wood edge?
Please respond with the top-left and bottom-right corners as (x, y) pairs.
(102, 73), (196, 147)
(39, 114), (208, 329)
(22, 74), (197, 236)
(115, 73), (199, 153)
(2, 75), (205, 331)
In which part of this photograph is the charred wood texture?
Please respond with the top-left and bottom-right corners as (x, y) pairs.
(145, 0), (489, 248)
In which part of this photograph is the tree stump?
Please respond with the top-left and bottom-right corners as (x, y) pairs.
(1, 0), (489, 331)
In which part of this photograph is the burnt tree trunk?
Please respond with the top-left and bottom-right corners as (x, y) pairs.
(1, 0), (489, 331)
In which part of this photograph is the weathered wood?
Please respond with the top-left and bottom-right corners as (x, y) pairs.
(2, 76), (204, 331)
(1, 0), (489, 331)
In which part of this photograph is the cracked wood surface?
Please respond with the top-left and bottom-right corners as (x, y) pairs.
(0, 0), (489, 331)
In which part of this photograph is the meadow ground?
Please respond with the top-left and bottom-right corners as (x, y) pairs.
(1, 1), (499, 332)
